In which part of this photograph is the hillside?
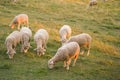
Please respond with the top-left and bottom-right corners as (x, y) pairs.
(0, 0), (120, 80)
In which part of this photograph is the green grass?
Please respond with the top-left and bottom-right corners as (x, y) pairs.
(0, 0), (120, 80)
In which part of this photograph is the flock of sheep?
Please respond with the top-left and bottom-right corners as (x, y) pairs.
(5, 13), (92, 70)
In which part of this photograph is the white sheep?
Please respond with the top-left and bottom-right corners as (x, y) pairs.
(66, 33), (92, 56)
(9, 14), (29, 30)
(59, 25), (71, 45)
(89, 0), (97, 7)
(5, 31), (22, 59)
(34, 29), (49, 56)
(86, 0), (97, 9)
(48, 42), (80, 70)
(20, 27), (32, 53)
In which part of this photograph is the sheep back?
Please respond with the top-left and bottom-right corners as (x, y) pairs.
(5, 31), (21, 47)
(67, 33), (92, 47)
(55, 42), (80, 61)
(34, 29), (49, 44)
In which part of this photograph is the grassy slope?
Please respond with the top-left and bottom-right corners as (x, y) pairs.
(0, 0), (120, 80)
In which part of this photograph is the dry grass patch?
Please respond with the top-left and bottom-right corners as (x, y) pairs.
(92, 39), (118, 55)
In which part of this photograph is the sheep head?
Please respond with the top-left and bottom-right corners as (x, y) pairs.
(34, 47), (45, 56)
(7, 49), (16, 59)
(22, 39), (31, 53)
(9, 23), (15, 29)
(48, 59), (54, 69)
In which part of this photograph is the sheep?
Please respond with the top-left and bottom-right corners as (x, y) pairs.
(86, 0), (97, 9)
(34, 29), (49, 56)
(48, 42), (80, 70)
(20, 27), (32, 53)
(5, 31), (22, 59)
(59, 25), (71, 45)
(66, 33), (92, 56)
(9, 14), (29, 30)
(89, 0), (97, 7)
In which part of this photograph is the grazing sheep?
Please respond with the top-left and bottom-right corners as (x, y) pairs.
(20, 27), (32, 53)
(89, 0), (97, 7)
(66, 33), (92, 56)
(9, 14), (29, 30)
(86, 0), (97, 9)
(48, 42), (80, 70)
(59, 25), (71, 45)
(34, 29), (49, 56)
(5, 31), (22, 59)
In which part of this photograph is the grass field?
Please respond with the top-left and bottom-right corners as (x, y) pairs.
(0, 0), (120, 80)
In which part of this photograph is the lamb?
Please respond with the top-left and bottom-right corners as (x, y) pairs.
(59, 25), (71, 45)
(20, 27), (32, 53)
(34, 29), (49, 56)
(48, 42), (80, 70)
(9, 14), (29, 30)
(66, 33), (92, 56)
(5, 31), (22, 59)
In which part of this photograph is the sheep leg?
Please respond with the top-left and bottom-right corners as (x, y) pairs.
(43, 41), (47, 50)
(87, 45), (90, 56)
(72, 55), (78, 66)
(87, 49), (90, 56)
(81, 50), (84, 55)
(87, 48), (90, 56)
(80, 47), (84, 55)
(66, 59), (71, 70)
(63, 61), (67, 67)
(17, 23), (20, 30)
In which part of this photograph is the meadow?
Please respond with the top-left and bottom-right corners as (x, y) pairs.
(0, 0), (120, 80)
